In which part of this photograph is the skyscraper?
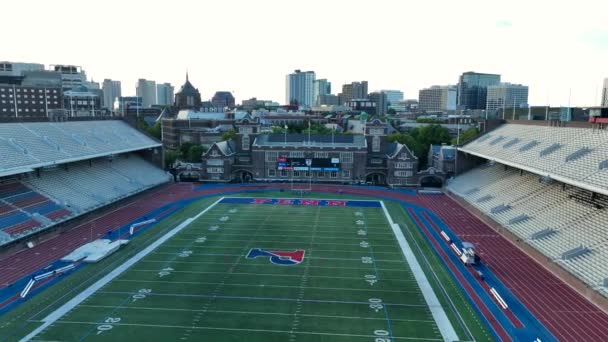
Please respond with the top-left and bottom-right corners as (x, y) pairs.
(380, 90), (404, 107)
(136, 79), (157, 108)
(457, 71), (501, 110)
(418, 85), (457, 112)
(340, 81), (368, 103)
(156, 83), (174, 106)
(286, 70), (315, 107)
(486, 83), (529, 113)
(102, 79), (121, 111)
(368, 92), (388, 116)
(602, 78), (608, 107)
(313, 79), (331, 105)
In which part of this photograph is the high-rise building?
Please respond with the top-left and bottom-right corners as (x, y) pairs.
(285, 69), (315, 107)
(102, 79), (122, 111)
(313, 79), (331, 105)
(602, 78), (608, 107)
(368, 92), (388, 115)
(457, 71), (501, 110)
(52, 65), (88, 90)
(136, 79), (157, 108)
(486, 83), (529, 112)
(418, 85), (457, 112)
(0, 85), (62, 120)
(211, 91), (235, 108)
(317, 94), (341, 106)
(380, 90), (404, 107)
(156, 83), (174, 106)
(0, 62), (44, 81)
(340, 81), (368, 103)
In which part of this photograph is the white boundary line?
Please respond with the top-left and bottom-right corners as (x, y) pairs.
(20, 197), (225, 342)
(223, 196), (380, 202)
(380, 201), (458, 342)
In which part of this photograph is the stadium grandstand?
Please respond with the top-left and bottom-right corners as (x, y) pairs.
(0, 120), (170, 245)
(4, 119), (608, 342)
(450, 122), (608, 297)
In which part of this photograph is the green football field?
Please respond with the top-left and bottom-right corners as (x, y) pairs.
(27, 198), (457, 341)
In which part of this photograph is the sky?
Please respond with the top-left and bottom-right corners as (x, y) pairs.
(3, 0), (608, 106)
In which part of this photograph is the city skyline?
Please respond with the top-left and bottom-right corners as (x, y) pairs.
(3, 0), (608, 106)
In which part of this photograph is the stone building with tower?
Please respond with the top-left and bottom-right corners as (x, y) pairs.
(175, 114), (447, 187)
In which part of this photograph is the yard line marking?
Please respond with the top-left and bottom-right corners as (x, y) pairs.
(77, 305), (436, 323)
(126, 269), (418, 282)
(158, 245), (403, 254)
(137, 259), (412, 272)
(380, 201), (458, 342)
(360, 208), (394, 341)
(172, 235), (397, 242)
(19, 197), (225, 342)
(50, 320), (443, 340)
(96, 291), (429, 307)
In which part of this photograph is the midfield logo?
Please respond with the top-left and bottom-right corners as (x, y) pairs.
(246, 248), (305, 265)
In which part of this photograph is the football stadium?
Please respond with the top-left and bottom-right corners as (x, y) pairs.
(2, 119), (608, 342)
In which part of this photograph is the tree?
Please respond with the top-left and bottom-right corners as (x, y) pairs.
(452, 127), (480, 146)
(387, 108), (396, 115)
(188, 145), (204, 163)
(179, 142), (195, 157)
(146, 121), (162, 140)
(220, 129), (236, 141)
(164, 150), (181, 169)
(388, 124), (451, 169)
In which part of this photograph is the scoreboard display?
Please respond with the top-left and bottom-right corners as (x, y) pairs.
(277, 157), (340, 171)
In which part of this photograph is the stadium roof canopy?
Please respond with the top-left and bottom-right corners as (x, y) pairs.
(459, 123), (608, 196)
(0, 120), (161, 177)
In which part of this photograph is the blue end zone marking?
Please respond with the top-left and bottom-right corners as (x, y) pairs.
(220, 197), (381, 207)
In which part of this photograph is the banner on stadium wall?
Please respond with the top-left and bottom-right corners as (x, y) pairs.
(277, 157), (340, 171)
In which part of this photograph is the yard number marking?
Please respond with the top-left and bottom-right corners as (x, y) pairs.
(373, 329), (391, 342)
(361, 256), (373, 264)
(178, 250), (193, 258)
(96, 317), (121, 335)
(158, 267), (174, 277)
(365, 274), (378, 286)
(368, 298), (384, 313)
(132, 288), (152, 302)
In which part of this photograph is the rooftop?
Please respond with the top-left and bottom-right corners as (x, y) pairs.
(254, 133), (366, 148)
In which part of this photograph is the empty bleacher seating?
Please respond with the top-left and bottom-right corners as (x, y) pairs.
(0, 121), (159, 175)
(460, 124), (608, 193)
(448, 163), (608, 295)
(0, 155), (170, 244)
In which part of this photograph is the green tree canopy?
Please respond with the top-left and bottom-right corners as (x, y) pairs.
(188, 145), (204, 163)
(220, 129), (236, 141)
(388, 124), (451, 169)
(164, 150), (181, 169)
(452, 127), (480, 146)
(146, 121), (162, 140)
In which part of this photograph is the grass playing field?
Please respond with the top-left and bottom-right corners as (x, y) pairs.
(26, 197), (455, 341)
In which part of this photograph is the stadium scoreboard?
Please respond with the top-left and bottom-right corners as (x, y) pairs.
(277, 157), (341, 171)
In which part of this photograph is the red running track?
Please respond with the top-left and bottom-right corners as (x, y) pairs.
(417, 194), (608, 342)
(1, 183), (608, 341)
